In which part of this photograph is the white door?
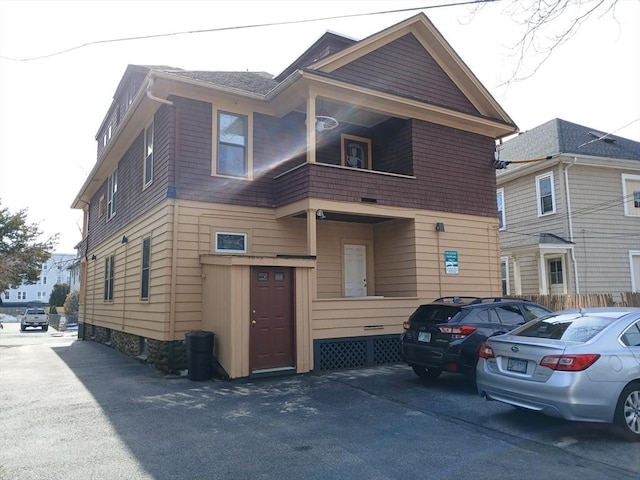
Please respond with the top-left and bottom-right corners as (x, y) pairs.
(344, 244), (367, 297)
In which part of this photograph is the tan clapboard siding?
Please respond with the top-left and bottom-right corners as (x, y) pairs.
(568, 165), (639, 292)
(312, 298), (416, 339)
(375, 219), (417, 296)
(84, 202), (174, 339)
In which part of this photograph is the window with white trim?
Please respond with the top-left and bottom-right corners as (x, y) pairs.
(501, 257), (509, 295)
(496, 188), (505, 229)
(216, 111), (248, 178)
(107, 167), (118, 219)
(549, 259), (563, 284)
(215, 232), (247, 254)
(144, 122), (154, 187)
(3, 291), (9, 300)
(18, 291), (26, 300)
(622, 174), (640, 217)
(536, 172), (556, 216)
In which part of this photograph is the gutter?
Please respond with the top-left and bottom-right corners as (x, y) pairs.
(563, 157), (580, 293)
(147, 76), (174, 105)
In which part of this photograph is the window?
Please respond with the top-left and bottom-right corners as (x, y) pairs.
(141, 237), (150, 300)
(104, 255), (115, 301)
(217, 112), (248, 177)
(536, 172), (555, 216)
(18, 291), (26, 300)
(501, 257), (509, 295)
(341, 134), (371, 169)
(215, 232), (247, 254)
(622, 174), (640, 217)
(549, 259), (563, 284)
(3, 291), (9, 300)
(43, 276), (47, 285)
(496, 188), (505, 229)
(494, 306), (526, 326)
(107, 167), (118, 219)
(144, 123), (154, 187)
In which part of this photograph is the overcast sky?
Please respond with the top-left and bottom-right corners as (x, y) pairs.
(1, 0), (638, 254)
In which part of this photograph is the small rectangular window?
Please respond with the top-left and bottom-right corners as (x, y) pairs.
(107, 167), (118, 219)
(215, 232), (247, 254)
(496, 188), (505, 229)
(104, 255), (115, 301)
(217, 112), (248, 177)
(549, 259), (563, 285)
(141, 238), (150, 300)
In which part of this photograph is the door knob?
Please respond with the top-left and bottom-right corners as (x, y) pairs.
(251, 320), (257, 325)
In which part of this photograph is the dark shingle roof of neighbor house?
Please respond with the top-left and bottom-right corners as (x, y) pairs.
(498, 118), (640, 162)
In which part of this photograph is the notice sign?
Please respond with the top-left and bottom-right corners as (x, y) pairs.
(444, 250), (459, 274)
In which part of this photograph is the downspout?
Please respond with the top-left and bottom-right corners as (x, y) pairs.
(147, 77), (174, 106)
(564, 158), (580, 293)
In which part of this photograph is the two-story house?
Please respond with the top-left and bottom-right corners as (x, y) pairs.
(496, 118), (640, 298)
(72, 13), (518, 379)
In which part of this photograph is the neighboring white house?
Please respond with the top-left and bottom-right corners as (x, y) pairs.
(2, 253), (76, 307)
(496, 118), (640, 297)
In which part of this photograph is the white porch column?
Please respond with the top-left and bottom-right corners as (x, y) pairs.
(538, 253), (548, 294)
(512, 255), (522, 295)
(306, 95), (317, 164)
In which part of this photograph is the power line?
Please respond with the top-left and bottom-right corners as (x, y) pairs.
(0, 1), (498, 62)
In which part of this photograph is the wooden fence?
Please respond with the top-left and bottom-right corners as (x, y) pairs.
(516, 292), (640, 311)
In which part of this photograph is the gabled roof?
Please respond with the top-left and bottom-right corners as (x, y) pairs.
(148, 67), (279, 95)
(499, 118), (640, 162)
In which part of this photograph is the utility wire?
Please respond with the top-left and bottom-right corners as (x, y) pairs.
(0, 0), (498, 62)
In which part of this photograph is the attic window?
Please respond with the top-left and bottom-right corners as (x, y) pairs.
(588, 131), (616, 144)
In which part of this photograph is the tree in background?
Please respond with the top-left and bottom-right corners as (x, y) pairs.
(63, 290), (79, 324)
(49, 283), (70, 308)
(0, 201), (58, 292)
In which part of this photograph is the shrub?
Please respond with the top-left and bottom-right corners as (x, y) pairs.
(63, 290), (79, 323)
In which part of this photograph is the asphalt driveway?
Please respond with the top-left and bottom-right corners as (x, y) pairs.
(1, 326), (638, 480)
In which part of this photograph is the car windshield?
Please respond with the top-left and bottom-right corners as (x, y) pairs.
(26, 309), (46, 315)
(409, 305), (461, 324)
(513, 315), (617, 342)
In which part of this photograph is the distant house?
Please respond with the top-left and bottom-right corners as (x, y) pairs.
(496, 118), (640, 297)
(71, 13), (518, 378)
(2, 253), (76, 307)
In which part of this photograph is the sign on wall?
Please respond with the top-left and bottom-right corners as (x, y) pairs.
(444, 250), (459, 274)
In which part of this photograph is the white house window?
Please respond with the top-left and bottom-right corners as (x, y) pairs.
(536, 172), (555, 216)
(3, 291), (9, 300)
(549, 259), (563, 285)
(215, 232), (247, 254)
(18, 291), (26, 300)
(496, 188), (505, 229)
(217, 112), (248, 177)
(622, 174), (640, 217)
(501, 257), (509, 295)
(107, 167), (118, 219)
(144, 122), (154, 187)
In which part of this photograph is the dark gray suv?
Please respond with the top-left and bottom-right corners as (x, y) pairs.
(400, 296), (551, 380)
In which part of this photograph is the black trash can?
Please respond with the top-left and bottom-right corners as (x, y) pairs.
(185, 331), (214, 381)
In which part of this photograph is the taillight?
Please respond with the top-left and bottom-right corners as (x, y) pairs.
(403, 321), (410, 330)
(439, 325), (476, 339)
(540, 354), (600, 371)
(478, 343), (494, 359)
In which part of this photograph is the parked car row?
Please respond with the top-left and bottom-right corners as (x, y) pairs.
(400, 297), (640, 442)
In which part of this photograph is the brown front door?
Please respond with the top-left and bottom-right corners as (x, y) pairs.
(250, 267), (295, 372)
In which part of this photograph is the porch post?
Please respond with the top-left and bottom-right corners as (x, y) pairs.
(538, 253), (548, 294)
(307, 95), (317, 164)
(512, 255), (522, 295)
(306, 208), (317, 256)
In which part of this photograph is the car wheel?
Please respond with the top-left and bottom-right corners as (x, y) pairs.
(614, 382), (640, 442)
(411, 365), (442, 379)
(20, 324), (26, 331)
(42, 326), (48, 332)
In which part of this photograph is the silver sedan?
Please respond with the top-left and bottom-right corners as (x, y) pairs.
(476, 308), (640, 441)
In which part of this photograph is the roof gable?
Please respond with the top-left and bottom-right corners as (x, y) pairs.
(306, 13), (514, 126)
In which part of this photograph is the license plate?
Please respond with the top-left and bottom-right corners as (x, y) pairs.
(507, 357), (527, 373)
(418, 332), (431, 343)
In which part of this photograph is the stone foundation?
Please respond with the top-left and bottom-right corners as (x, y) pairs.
(80, 323), (187, 374)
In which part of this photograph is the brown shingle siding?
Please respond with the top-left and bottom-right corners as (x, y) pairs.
(333, 34), (478, 114)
